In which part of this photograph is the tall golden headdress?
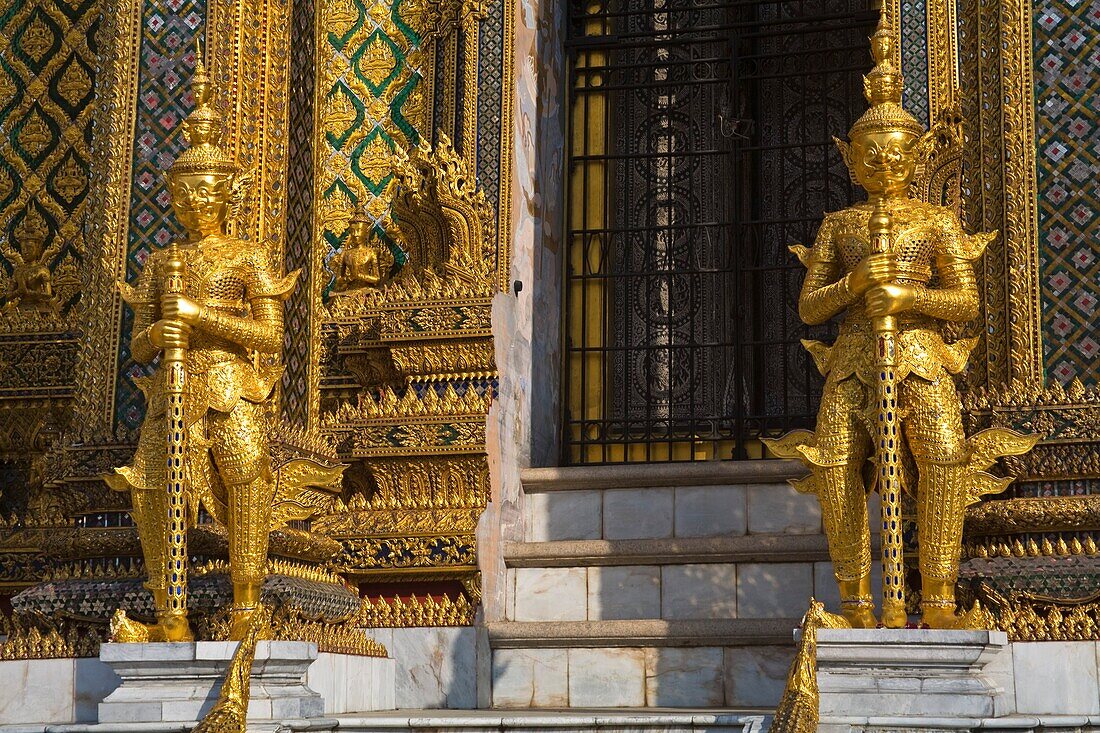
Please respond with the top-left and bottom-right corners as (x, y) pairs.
(169, 40), (236, 178)
(847, 19), (924, 140)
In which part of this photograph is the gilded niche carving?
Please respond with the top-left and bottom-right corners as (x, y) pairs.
(308, 0), (497, 610)
(3, 208), (60, 317)
(331, 209), (391, 295)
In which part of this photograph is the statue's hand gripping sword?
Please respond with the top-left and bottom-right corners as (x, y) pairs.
(161, 243), (191, 637)
(868, 201), (907, 628)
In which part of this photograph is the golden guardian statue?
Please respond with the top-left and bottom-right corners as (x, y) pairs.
(764, 20), (1036, 630)
(106, 51), (299, 642)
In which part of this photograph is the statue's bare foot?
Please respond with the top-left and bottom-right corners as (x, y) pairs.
(841, 601), (878, 628)
(921, 605), (959, 629)
(881, 606), (908, 628)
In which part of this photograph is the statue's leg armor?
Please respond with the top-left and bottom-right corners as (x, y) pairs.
(209, 401), (276, 639)
(903, 373), (968, 628)
(131, 487), (169, 612)
(814, 377), (875, 626)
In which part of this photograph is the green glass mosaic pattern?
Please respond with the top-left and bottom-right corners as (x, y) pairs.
(1034, 0), (1100, 386)
(113, 0), (205, 432)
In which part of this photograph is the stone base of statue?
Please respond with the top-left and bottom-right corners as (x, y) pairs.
(96, 641), (394, 728)
(816, 628), (1013, 731)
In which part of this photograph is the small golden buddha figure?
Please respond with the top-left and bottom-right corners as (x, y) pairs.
(107, 53), (297, 641)
(4, 213), (59, 316)
(330, 210), (384, 293)
(766, 21), (1034, 629)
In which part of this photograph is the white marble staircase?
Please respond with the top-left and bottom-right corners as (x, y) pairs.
(488, 460), (877, 710)
(334, 710), (768, 732)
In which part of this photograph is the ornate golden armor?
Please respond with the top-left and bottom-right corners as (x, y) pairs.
(106, 53), (299, 641)
(765, 22), (1035, 629)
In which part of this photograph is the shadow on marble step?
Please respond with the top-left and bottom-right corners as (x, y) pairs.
(522, 483), (824, 543)
(504, 535), (836, 568)
(507, 561), (830, 622)
(521, 461), (805, 491)
(491, 645), (795, 709)
(488, 618), (800, 648)
(331, 709), (770, 732)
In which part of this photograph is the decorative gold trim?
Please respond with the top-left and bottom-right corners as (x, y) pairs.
(207, 0), (294, 261)
(956, 0), (1043, 387)
(973, 586), (1100, 642)
(461, 20), (479, 170)
(882, 0), (901, 72)
(442, 34), (458, 141)
(496, 0), (516, 291)
(967, 496), (1100, 537)
(358, 592), (475, 627)
(925, 0), (959, 122)
(74, 0), (143, 435)
(997, 0), (1042, 385)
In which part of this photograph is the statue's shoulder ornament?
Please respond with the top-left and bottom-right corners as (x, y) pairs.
(241, 249), (300, 301)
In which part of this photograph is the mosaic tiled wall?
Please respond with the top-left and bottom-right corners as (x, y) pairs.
(113, 0), (205, 432)
(900, 0), (930, 127)
(1034, 0), (1100, 386)
(476, 0), (506, 271)
(282, 0), (316, 426)
(0, 0), (97, 319)
(311, 0), (433, 277)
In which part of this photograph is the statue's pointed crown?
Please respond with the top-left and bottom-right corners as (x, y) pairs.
(168, 37), (236, 177)
(848, 16), (924, 139)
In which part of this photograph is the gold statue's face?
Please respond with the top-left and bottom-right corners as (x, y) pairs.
(850, 130), (917, 196)
(169, 172), (232, 237)
(347, 220), (371, 245)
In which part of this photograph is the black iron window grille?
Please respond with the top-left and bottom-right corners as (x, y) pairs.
(563, 0), (877, 463)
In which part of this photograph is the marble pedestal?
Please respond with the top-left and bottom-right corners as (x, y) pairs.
(98, 641), (324, 727)
(816, 629), (1013, 730)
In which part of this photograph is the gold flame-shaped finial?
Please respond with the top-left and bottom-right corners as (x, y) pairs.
(847, 15), (923, 140)
(168, 33), (236, 177)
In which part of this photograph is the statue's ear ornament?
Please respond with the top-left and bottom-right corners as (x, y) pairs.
(229, 168), (256, 222)
(833, 136), (858, 185)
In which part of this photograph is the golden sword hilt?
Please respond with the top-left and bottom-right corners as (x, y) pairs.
(869, 200), (907, 628)
(161, 242), (191, 639)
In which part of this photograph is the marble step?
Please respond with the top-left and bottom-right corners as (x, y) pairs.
(521, 475), (825, 545)
(504, 534), (835, 567)
(521, 460), (806, 492)
(505, 549), (844, 622)
(488, 619), (798, 648)
(333, 710), (768, 732)
(520, 461), (887, 546)
(486, 622), (797, 709)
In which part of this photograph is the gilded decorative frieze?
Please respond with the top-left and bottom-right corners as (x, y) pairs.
(358, 591), (475, 626)
(961, 580), (1100, 642)
(315, 506), (482, 536)
(0, 0), (102, 514)
(963, 379), (1100, 482)
(354, 454), (488, 510)
(67, 0), (142, 440)
(338, 534), (476, 573)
